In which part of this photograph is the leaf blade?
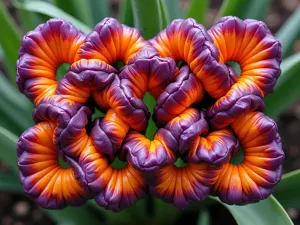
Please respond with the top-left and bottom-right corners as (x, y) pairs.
(212, 196), (293, 225)
(216, 0), (270, 21)
(264, 52), (300, 118)
(119, 0), (134, 26)
(0, 126), (19, 174)
(186, 0), (209, 25)
(130, 0), (162, 39)
(276, 6), (300, 58)
(16, 1), (92, 33)
(274, 169), (300, 209)
(55, 0), (93, 27)
(0, 74), (33, 133)
(158, 0), (170, 28)
(0, 1), (22, 83)
(89, 0), (109, 26)
(164, 0), (183, 20)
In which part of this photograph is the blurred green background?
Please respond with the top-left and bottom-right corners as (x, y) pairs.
(0, 0), (299, 224)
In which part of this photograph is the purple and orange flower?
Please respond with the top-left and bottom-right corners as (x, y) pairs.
(16, 16), (284, 211)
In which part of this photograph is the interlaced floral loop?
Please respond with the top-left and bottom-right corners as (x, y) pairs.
(207, 16), (281, 129)
(211, 112), (284, 204)
(17, 19), (86, 105)
(150, 18), (235, 99)
(16, 16), (284, 211)
(17, 96), (92, 209)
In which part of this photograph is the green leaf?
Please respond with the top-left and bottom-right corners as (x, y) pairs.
(0, 172), (23, 193)
(15, 1), (92, 33)
(150, 198), (180, 225)
(276, 6), (300, 58)
(158, 0), (170, 28)
(130, 0), (163, 39)
(0, 74), (33, 133)
(89, 0), (109, 26)
(264, 52), (300, 118)
(197, 209), (210, 225)
(242, 0), (271, 21)
(216, 0), (270, 21)
(274, 169), (300, 209)
(164, 0), (183, 20)
(0, 126), (19, 174)
(14, 0), (42, 31)
(119, 0), (134, 26)
(55, 0), (93, 27)
(88, 200), (146, 225)
(216, 0), (249, 19)
(46, 205), (104, 225)
(186, 0), (209, 25)
(212, 196), (293, 225)
(0, 1), (22, 83)
(0, 73), (32, 112)
(144, 93), (157, 140)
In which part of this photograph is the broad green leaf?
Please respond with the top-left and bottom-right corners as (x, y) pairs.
(0, 73), (32, 112)
(213, 196), (293, 225)
(216, 0), (250, 19)
(15, 1), (92, 33)
(0, 172), (23, 193)
(159, 0), (170, 28)
(150, 198), (180, 225)
(0, 126), (19, 174)
(264, 52), (300, 118)
(0, 45), (3, 59)
(14, 0), (42, 31)
(0, 74), (33, 133)
(274, 169), (300, 209)
(89, 200), (146, 225)
(197, 209), (210, 225)
(242, 0), (270, 21)
(216, 0), (270, 21)
(131, 0), (162, 39)
(276, 6), (300, 58)
(47, 205), (104, 225)
(55, 0), (93, 27)
(119, 0), (134, 26)
(186, 0), (209, 25)
(0, 1), (22, 83)
(89, 0), (109, 26)
(164, 0), (183, 20)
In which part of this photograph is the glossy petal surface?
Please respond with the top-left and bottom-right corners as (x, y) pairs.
(17, 121), (90, 209)
(151, 18), (234, 98)
(17, 18), (85, 105)
(212, 112), (284, 204)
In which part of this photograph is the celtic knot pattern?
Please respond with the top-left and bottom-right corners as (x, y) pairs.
(16, 16), (284, 211)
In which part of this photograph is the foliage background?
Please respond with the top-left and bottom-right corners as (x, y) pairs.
(0, 0), (299, 224)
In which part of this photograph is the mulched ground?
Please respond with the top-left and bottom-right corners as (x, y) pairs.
(0, 0), (299, 224)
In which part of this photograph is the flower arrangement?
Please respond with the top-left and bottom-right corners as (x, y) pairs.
(16, 16), (284, 212)
(0, 1), (299, 224)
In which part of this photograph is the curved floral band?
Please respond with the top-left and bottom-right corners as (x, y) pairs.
(150, 18), (236, 99)
(17, 120), (91, 209)
(148, 163), (221, 209)
(212, 112), (284, 204)
(78, 17), (147, 64)
(123, 108), (233, 208)
(154, 65), (204, 126)
(16, 16), (284, 211)
(31, 96), (147, 211)
(207, 16), (281, 129)
(17, 18), (85, 105)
